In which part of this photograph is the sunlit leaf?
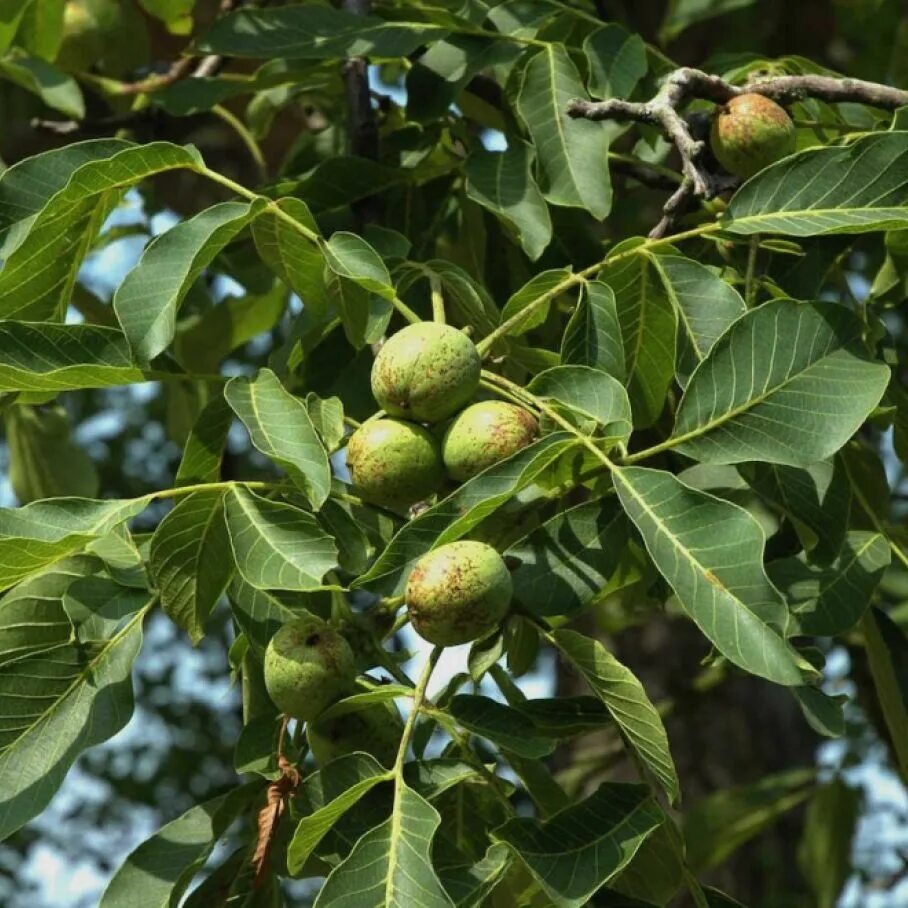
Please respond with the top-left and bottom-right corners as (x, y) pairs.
(672, 301), (889, 466)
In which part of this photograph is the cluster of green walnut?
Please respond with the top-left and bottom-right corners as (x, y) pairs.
(262, 323), (538, 763)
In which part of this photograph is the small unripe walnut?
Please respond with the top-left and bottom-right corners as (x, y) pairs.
(371, 323), (481, 423)
(263, 617), (355, 721)
(308, 701), (404, 768)
(346, 418), (445, 511)
(442, 401), (539, 481)
(710, 93), (796, 180)
(406, 541), (512, 646)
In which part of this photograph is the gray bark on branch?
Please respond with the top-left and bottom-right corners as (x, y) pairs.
(568, 66), (908, 237)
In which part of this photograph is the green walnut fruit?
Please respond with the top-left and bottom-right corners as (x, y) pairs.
(406, 541), (512, 646)
(308, 701), (404, 767)
(346, 418), (445, 510)
(442, 401), (539, 481)
(57, 0), (149, 76)
(371, 323), (481, 423)
(710, 93), (796, 180)
(263, 617), (356, 721)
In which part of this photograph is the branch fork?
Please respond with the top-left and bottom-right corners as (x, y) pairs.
(568, 67), (908, 237)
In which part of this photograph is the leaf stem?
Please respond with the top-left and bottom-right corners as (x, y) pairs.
(211, 104), (268, 183)
(149, 479), (274, 501)
(430, 274), (445, 324)
(744, 234), (760, 306)
(392, 647), (441, 776)
(475, 222), (719, 356)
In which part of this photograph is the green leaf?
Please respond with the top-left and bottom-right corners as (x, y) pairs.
(509, 499), (628, 617)
(0, 50), (83, 118)
(0, 138), (130, 252)
(306, 393), (345, 453)
(313, 784), (453, 907)
(225, 368), (331, 509)
(773, 531), (890, 636)
(560, 280), (625, 380)
(685, 769), (814, 872)
(553, 629), (679, 804)
(406, 35), (520, 122)
(499, 268), (571, 337)
(528, 365), (633, 443)
(0, 142), (202, 321)
(287, 753), (392, 875)
(0, 0), (33, 55)
(660, 0), (756, 41)
(149, 491), (234, 644)
(515, 696), (612, 739)
(329, 271), (393, 349)
(0, 496), (148, 591)
(252, 197), (329, 318)
(177, 283), (287, 374)
(323, 231), (396, 301)
(354, 433), (577, 597)
(227, 577), (302, 657)
(114, 200), (261, 365)
(224, 486), (337, 592)
(797, 779), (860, 908)
(723, 131), (908, 236)
(648, 252), (746, 384)
(516, 43), (612, 218)
(742, 459), (851, 562)
(793, 685), (847, 738)
(438, 843), (511, 908)
(465, 142), (552, 261)
(175, 392), (234, 486)
(613, 466), (808, 685)
(0, 604), (148, 840)
(197, 5), (447, 60)
(100, 784), (259, 907)
(448, 695), (555, 758)
(600, 244), (676, 428)
(493, 783), (661, 908)
(671, 301), (889, 466)
(6, 404), (99, 502)
(0, 321), (144, 391)
(862, 605), (908, 783)
(583, 25), (647, 100)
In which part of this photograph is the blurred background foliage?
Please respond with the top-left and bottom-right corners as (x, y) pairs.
(0, 0), (906, 905)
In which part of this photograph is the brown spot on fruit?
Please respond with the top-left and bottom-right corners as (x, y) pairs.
(346, 417), (445, 512)
(405, 540), (512, 646)
(710, 93), (796, 180)
(371, 322), (481, 423)
(442, 401), (539, 481)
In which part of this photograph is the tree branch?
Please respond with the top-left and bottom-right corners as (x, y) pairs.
(568, 66), (908, 235)
(342, 0), (381, 227)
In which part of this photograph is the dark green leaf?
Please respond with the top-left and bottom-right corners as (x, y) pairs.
(724, 131), (908, 236)
(560, 280), (625, 380)
(493, 783), (661, 908)
(613, 466), (809, 685)
(517, 43), (612, 218)
(115, 200), (261, 365)
(465, 142), (552, 261)
(149, 491), (234, 644)
(672, 301), (889, 466)
(553, 629), (679, 804)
